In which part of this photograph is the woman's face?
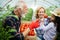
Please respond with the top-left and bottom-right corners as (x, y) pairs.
(38, 8), (45, 19)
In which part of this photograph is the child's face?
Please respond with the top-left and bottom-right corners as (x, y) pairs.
(51, 14), (55, 21)
(38, 8), (45, 19)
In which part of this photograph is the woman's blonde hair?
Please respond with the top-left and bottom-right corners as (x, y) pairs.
(36, 7), (45, 19)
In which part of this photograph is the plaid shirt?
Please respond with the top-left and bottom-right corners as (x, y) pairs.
(4, 15), (24, 40)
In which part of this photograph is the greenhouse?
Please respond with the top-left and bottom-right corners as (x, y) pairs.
(0, 0), (60, 40)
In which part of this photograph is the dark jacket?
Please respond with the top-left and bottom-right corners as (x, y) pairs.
(4, 15), (24, 40)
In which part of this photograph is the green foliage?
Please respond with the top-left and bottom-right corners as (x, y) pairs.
(0, 5), (15, 40)
(21, 8), (33, 21)
(46, 6), (58, 16)
(0, 26), (11, 40)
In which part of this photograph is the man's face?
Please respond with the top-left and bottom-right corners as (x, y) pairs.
(14, 9), (18, 15)
(14, 7), (27, 17)
(17, 8), (22, 15)
(14, 8), (22, 17)
(18, 8), (22, 14)
(23, 5), (28, 13)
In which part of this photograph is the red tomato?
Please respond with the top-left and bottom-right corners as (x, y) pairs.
(20, 27), (24, 32)
(20, 23), (29, 33)
(25, 23), (28, 28)
(20, 23), (36, 36)
(44, 14), (48, 18)
(31, 31), (35, 36)
(31, 30), (35, 36)
(20, 24), (25, 32)
(28, 29), (35, 36)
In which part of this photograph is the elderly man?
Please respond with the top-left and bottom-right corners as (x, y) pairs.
(4, 7), (40, 40)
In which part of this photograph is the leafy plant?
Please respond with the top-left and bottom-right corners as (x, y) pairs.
(0, 5), (15, 40)
(0, 26), (12, 40)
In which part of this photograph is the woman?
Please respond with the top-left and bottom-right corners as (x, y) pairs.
(36, 7), (48, 26)
(35, 7), (48, 40)
(4, 7), (40, 40)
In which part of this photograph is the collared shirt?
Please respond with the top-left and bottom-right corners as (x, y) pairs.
(43, 22), (56, 40)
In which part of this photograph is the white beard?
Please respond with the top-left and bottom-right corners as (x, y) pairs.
(21, 13), (26, 18)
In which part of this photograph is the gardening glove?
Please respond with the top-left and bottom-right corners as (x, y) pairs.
(29, 19), (40, 30)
